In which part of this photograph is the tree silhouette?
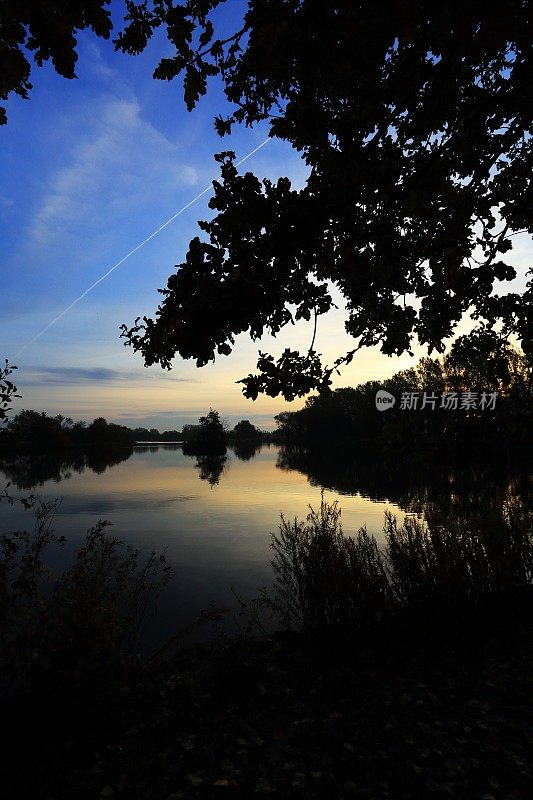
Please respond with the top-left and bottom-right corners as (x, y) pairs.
(116, 1), (533, 398)
(0, 0), (112, 125)
(198, 409), (226, 443)
(182, 409), (227, 458)
(273, 336), (531, 446)
(2, 3), (532, 398)
(445, 328), (531, 395)
(4, 410), (134, 449)
(232, 419), (261, 440)
(0, 360), (18, 428)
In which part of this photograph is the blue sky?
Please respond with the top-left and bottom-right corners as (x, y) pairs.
(1, 5), (531, 430)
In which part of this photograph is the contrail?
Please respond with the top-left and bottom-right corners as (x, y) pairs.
(14, 137), (271, 358)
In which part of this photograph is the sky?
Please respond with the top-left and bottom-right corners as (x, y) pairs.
(1, 2), (532, 431)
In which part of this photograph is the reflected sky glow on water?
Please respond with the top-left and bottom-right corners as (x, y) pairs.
(0, 445), (404, 648)
(1, 443), (529, 650)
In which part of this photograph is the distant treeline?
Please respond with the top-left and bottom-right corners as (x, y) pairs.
(274, 330), (532, 450)
(0, 411), (134, 450)
(2, 330), (529, 454)
(133, 428), (181, 442)
(134, 414), (277, 444)
(0, 408), (277, 452)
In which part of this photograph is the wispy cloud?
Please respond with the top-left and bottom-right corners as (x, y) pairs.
(83, 40), (118, 82)
(28, 97), (199, 244)
(0, 194), (14, 222)
(21, 365), (197, 385)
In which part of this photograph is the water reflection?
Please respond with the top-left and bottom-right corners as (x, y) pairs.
(182, 442), (229, 485)
(276, 444), (532, 516)
(0, 442), (249, 492)
(0, 443), (530, 515)
(195, 453), (228, 486)
(0, 442), (530, 651)
(0, 447), (134, 489)
(229, 440), (262, 461)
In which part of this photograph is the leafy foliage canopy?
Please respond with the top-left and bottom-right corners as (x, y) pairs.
(2, 1), (532, 398)
(117, 0), (533, 397)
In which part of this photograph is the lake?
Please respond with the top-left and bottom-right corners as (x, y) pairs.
(1, 442), (531, 651)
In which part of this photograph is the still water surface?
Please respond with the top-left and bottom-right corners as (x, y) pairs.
(1, 443), (530, 649)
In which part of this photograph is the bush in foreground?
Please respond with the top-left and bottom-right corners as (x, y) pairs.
(0, 500), (171, 699)
(258, 495), (533, 632)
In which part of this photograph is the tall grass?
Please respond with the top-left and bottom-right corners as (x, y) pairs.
(261, 495), (533, 631)
(266, 499), (393, 629)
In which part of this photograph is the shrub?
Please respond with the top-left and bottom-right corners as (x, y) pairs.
(265, 496), (392, 630)
(261, 495), (533, 632)
(0, 500), (171, 698)
(386, 499), (533, 612)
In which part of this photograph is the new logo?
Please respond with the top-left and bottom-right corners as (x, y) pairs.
(375, 390), (396, 411)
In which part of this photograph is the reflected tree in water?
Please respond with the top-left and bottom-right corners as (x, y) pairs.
(0, 448), (134, 490)
(230, 440), (262, 461)
(276, 444), (532, 522)
(194, 452), (228, 486)
(182, 438), (228, 486)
